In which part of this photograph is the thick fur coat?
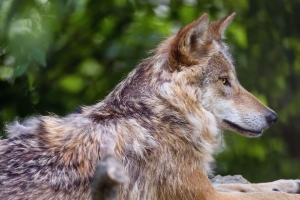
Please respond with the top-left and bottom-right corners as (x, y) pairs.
(1, 13), (300, 200)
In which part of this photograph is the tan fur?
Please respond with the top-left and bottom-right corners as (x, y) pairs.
(0, 13), (300, 200)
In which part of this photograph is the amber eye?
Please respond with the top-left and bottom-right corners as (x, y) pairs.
(220, 78), (230, 86)
(221, 78), (227, 84)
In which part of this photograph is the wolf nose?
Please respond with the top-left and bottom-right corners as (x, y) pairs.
(266, 111), (278, 126)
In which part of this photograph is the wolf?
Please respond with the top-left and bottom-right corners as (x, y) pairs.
(0, 13), (300, 200)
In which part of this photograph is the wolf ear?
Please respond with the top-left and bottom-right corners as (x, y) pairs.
(209, 12), (236, 41)
(169, 13), (214, 69)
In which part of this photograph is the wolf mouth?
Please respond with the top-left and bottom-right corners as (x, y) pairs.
(223, 119), (262, 135)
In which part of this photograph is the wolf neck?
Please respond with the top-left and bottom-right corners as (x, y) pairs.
(89, 53), (220, 174)
(80, 52), (220, 199)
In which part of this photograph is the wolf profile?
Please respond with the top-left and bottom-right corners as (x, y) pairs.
(0, 13), (300, 200)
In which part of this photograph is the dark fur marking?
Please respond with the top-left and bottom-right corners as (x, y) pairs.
(74, 179), (81, 187)
(12, 161), (20, 168)
(6, 137), (17, 143)
(272, 188), (279, 191)
(39, 170), (47, 177)
(72, 177), (92, 188)
(27, 164), (42, 171)
(18, 134), (35, 140)
(71, 162), (80, 170)
(33, 155), (43, 161)
(52, 183), (60, 192)
(89, 113), (113, 122)
(4, 146), (13, 154)
(297, 182), (300, 194)
(90, 100), (153, 126)
(20, 183), (27, 190)
(57, 164), (64, 171)
(7, 171), (19, 178)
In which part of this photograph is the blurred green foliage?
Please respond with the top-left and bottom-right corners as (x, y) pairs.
(1, 0), (300, 182)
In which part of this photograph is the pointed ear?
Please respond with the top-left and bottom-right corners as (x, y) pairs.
(209, 12), (236, 41)
(169, 13), (214, 69)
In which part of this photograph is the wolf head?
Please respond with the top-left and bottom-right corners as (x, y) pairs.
(157, 13), (277, 138)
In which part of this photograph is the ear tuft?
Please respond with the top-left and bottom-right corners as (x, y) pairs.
(209, 12), (236, 41)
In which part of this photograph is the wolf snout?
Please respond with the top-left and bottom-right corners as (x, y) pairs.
(266, 111), (278, 126)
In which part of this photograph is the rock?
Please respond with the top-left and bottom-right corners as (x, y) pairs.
(210, 175), (250, 184)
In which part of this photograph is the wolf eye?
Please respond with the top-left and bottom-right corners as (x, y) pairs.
(220, 78), (230, 86)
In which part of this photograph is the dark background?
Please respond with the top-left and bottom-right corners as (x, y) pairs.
(1, 0), (300, 182)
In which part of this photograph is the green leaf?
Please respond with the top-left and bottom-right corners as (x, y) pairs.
(228, 23), (248, 48)
(0, 66), (14, 81)
(27, 72), (35, 91)
(13, 62), (29, 79)
(128, 0), (137, 9)
(31, 48), (46, 67)
(59, 75), (84, 93)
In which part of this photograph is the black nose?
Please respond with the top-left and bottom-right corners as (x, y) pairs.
(266, 111), (278, 126)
